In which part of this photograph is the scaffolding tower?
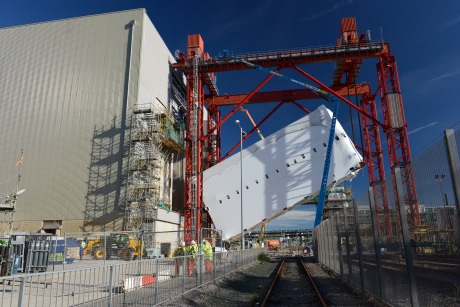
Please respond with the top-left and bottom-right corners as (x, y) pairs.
(124, 102), (185, 245)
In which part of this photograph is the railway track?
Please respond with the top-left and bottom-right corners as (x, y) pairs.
(261, 257), (327, 306)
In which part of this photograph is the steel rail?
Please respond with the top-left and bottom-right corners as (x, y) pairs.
(260, 258), (327, 307)
(260, 258), (286, 306)
(299, 258), (328, 307)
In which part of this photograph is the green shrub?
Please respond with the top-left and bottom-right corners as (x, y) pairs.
(257, 252), (270, 262)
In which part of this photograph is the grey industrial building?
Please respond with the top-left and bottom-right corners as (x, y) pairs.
(0, 9), (186, 235)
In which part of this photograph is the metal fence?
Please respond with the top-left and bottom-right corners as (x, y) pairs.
(314, 128), (460, 307)
(0, 247), (264, 306)
(62, 231), (183, 270)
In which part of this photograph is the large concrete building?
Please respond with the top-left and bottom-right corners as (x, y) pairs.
(0, 9), (186, 235)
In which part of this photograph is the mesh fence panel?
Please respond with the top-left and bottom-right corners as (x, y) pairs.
(315, 128), (460, 306)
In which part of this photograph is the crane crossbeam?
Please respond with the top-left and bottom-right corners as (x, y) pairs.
(205, 84), (370, 106)
(174, 42), (387, 73)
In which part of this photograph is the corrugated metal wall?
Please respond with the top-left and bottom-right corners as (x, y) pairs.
(0, 9), (175, 232)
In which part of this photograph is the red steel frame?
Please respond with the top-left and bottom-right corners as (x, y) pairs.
(176, 18), (420, 242)
(377, 54), (421, 228)
(361, 93), (393, 236)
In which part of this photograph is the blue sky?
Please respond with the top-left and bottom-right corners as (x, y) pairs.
(1, 1), (459, 230)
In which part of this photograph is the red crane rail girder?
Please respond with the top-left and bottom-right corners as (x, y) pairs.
(174, 42), (388, 73)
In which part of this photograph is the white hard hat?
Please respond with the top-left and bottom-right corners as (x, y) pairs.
(191, 240), (196, 244)
(180, 241), (185, 246)
(202, 239), (207, 243)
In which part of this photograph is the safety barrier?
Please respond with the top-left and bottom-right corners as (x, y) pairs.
(0, 247), (264, 306)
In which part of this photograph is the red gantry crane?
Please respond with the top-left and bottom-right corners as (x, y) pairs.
(173, 17), (420, 243)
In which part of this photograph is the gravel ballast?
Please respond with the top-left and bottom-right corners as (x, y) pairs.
(161, 260), (278, 306)
(160, 257), (384, 306)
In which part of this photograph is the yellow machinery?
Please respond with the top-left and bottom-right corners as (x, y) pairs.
(83, 233), (144, 261)
(257, 224), (266, 246)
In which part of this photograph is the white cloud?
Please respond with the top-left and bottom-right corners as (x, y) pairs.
(430, 71), (460, 82)
(435, 15), (460, 32)
(408, 122), (439, 135)
(301, 0), (359, 22)
(210, 1), (272, 36)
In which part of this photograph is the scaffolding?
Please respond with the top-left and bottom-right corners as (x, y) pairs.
(124, 103), (185, 245)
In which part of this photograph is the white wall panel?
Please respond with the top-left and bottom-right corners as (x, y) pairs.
(137, 15), (175, 109)
(204, 105), (363, 240)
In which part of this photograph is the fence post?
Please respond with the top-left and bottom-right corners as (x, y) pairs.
(368, 187), (384, 300)
(104, 233), (107, 265)
(444, 129), (460, 235)
(108, 265), (114, 307)
(343, 206), (353, 281)
(18, 275), (26, 307)
(140, 231), (144, 261)
(336, 215), (344, 276)
(199, 254), (203, 286)
(395, 167), (420, 307)
(182, 255), (186, 294)
(154, 259), (159, 305)
(352, 200), (365, 290)
(213, 250), (216, 282)
(62, 235), (66, 271)
(137, 231), (143, 277)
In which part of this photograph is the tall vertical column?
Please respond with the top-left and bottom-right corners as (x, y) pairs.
(184, 35), (205, 243)
(377, 53), (420, 228)
(360, 92), (393, 236)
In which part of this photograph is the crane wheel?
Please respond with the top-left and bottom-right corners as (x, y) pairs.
(95, 248), (105, 260)
(121, 247), (134, 261)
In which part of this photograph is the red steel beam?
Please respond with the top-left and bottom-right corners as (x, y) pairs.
(221, 101), (286, 160)
(201, 67), (280, 142)
(293, 66), (384, 127)
(205, 84), (370, 106)
(174, 42), (388, 73)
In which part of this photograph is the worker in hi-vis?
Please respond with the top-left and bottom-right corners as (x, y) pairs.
(173, 241), (186, 275)
(202, 239), (214, 273)
(187, 240), (198, 276)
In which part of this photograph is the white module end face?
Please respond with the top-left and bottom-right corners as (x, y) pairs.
(203, 105), (363, 240)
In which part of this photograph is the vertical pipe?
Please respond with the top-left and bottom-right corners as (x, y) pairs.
(108, 266), (114, 307)
(170, 153), (174, 210)
(395, 168), (420, 307)
(352, 200), (365, 290)
(240, 126), (244, 251)
(117, 20), (136, 209)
